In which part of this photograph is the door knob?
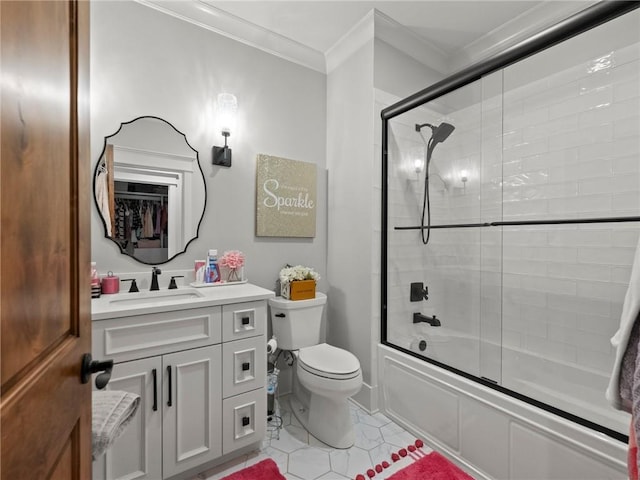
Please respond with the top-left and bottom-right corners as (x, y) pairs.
(81, 353), (114, 389)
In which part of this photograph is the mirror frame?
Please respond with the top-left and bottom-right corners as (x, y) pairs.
(93, 115), (207, 265)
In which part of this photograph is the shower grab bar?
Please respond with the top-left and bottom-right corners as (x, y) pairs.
(394, 215), (640, 231)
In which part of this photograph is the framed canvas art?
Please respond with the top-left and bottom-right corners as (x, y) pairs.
(255, 154), (317, 238)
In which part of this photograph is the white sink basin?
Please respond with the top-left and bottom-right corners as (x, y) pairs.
(108, 288), (204, 307)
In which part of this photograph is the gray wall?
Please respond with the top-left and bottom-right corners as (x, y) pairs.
(374, 39), (443, 100)
(326, 39), (376, 406)
(324, 18), (447, 410)
(90, 1), (327, 293)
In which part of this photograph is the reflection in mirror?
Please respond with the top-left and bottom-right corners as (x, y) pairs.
(93, 116), (206, 264)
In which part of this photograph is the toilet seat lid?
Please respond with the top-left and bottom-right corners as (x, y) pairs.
(298, 343), (360, 377)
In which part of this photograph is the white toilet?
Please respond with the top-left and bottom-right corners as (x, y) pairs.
(269, 292), (362, 448)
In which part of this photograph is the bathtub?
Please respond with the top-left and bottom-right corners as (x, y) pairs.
(378, 342), (628, 480)
(394, 328), (627, 434)
(397, 328), (477, 365)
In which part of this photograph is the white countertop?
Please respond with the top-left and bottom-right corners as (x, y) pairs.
(92, 282), (275, 321)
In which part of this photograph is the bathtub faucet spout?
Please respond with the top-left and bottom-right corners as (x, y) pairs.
(413, 312), (441, 326)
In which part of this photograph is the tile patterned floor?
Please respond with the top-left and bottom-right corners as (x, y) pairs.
(194, 394), (425, 480)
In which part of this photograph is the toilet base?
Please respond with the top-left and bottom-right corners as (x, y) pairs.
(290, 390), (355, 449)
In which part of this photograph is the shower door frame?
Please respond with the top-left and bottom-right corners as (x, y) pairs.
(380, 0), (640, 442)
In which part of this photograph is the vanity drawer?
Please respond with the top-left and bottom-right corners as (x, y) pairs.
(93, 306), (222, 363)
(222, 388), (266, 455)
(222, 336), (266, 398)
(222, 301), (266, 342)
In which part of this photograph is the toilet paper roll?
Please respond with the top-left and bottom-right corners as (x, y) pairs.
(266, 337), (278, 354)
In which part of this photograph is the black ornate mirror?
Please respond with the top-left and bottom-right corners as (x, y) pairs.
(93, 116), (206, 264)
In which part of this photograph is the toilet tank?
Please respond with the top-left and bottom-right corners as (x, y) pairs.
(269, 292), (326, 350)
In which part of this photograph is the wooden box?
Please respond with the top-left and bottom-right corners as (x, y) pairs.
(282, 280), (316, 300)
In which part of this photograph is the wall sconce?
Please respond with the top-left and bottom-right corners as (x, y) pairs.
(414, 158), (424, 174)
(460, 169), (468, 193)
(212, 93), (237, 167)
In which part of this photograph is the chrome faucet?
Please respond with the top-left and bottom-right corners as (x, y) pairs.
(413, 312), (441, 326)
(150, 267), (162, 291)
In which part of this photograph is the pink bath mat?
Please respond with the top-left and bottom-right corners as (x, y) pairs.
(355, 439), (474, 480)
(220, 458), (286, 480)
(386, 451), (474, 480)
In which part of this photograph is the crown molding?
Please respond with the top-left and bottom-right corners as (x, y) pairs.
(325, 10), (375, 74)
(133, 1), (600, 78)
(449, 0), (599, 73)
(373, 9), (449, 75)
(135, 0), (327, 73)
(325, 8), (451, 75)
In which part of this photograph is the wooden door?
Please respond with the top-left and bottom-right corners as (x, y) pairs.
(93, 357), (162, 480)
(1, 1), (91, 478)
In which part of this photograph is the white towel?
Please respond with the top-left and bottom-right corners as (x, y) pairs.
(606, 233), (640, 410)
(92, 390), (140, 461)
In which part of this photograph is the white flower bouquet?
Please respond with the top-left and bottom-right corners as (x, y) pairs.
(279, 265), (320, 300)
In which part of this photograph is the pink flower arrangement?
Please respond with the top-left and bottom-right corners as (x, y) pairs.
(219, 250), (245, 282)
(219, 250), (245, 269)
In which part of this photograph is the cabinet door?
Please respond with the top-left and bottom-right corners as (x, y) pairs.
(163, 345), (222, 478)
(92, 357), (162, 480)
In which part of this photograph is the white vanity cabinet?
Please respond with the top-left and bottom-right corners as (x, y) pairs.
(92, 292), (269, 480)
(220, 301), (267, 454)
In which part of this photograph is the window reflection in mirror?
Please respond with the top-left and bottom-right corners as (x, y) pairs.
(93, 116), (206, 264)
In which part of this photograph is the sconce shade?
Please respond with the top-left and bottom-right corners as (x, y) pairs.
(217, 93), (237, 135)
(213, 92), (237, 167)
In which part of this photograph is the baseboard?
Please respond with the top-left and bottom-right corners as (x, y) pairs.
(350, 381), (378, 413)
(167, 442), (261, 480)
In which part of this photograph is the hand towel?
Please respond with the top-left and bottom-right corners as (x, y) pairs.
(630, 418), (638, 480)
(606, 233), (640, 410)
(606, 233), (640, 474)
(92, 390), (140, 461)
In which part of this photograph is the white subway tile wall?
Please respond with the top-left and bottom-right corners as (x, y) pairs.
(385, 13), (638, 435)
